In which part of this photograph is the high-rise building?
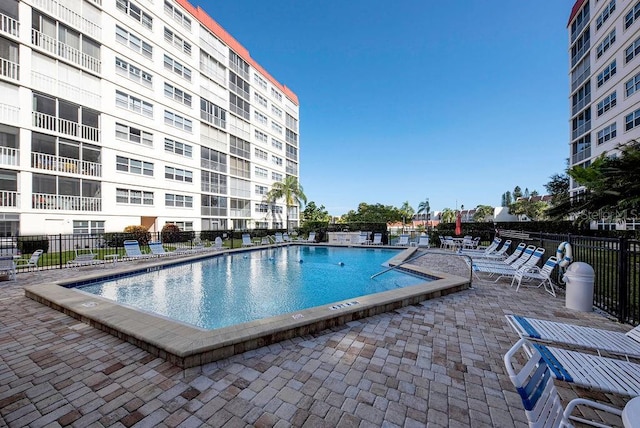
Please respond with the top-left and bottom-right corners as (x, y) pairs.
(568, 0), (640, 229)
(0, 0), (299, 236)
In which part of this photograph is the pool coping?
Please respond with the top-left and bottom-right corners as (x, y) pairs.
(25, 246), (470, 368)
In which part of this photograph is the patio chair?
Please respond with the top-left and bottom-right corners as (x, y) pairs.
(459, 237), (502, 255)
(395, 234), (410, 246)
(283, 233), (291, 242)
(300, 232), (316, 243)
(511, 255), (559, 296)
(15, 249), (44, 271)
(463, 237), (480, 249)
(0, 256), (16, 280)
(241, 233), (256, 247)
(274, 233), (284, 244)
(471, 244), (533, 268)
(506, 314), (640, 359)
(211, 236), (223, 251)
(472, 247), (544, 282)
(354, 232), (370, 245)
(504, 338), (623, 427)
(123, 240), (153, 260)
(470, 241), (520, 261)
(416, 235), (430, 248)
(67, 250), (99, 267)
(371, 233), (383, 245)
(148, 241), (177, 257)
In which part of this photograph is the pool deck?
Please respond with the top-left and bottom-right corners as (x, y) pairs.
(0, 247), (632, 427)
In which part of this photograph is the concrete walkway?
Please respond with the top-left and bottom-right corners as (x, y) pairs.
(0, 252), (632, 427)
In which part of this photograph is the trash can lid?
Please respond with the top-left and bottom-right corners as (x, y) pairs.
(565, 262), (594, 277)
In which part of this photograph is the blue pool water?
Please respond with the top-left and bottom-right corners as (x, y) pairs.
(76, 246), (429, 330)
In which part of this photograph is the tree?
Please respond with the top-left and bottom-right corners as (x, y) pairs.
(341, 202), (403, 223)
(473, 205), (494, 222)
(301, 201), (330, 225)
(416, 198), (430, 227)
(399, 201), (415, 229)
(502, 191), (512, 206)
(544, 172), (570, 209)
(509, 199), (548, 221)
(266, 176), (307, 230)
(440, 208), (456, 223)
(524, 188), (530, 198)
(513, 186), (523, 199)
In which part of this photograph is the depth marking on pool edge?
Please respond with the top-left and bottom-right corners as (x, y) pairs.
(292, 313), (304, 320)
(329, 301), (360, 311)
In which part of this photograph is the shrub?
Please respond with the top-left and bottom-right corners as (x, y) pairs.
(161, 224), (182, 243)
(17, 236), (49, 254)
(123, 225), (151, 246)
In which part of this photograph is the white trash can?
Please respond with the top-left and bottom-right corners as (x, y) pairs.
(563, 262), (594, 312)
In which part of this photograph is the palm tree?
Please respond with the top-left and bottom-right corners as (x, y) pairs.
(440, 208), (456, 223)
(416, 198), (430, 229)
(266, 176), (307, 231)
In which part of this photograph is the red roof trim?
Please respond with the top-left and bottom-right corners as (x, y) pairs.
(567, 0), (587, 27)
(175, 0), (299, 106)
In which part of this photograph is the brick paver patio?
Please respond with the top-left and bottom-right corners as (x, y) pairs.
(0, 251), (632, 427)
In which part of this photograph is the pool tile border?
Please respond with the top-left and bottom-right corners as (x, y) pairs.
(25, 246), (470, 368)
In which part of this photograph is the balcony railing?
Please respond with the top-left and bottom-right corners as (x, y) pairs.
(32, 111), (100, 142)
(572, 147), (592, 164)
(0, 103), (19, 125)
(0, 13), (19, 37)
(31, 71), (102, 109)
(31, 29), (101, 74)
(32, 193), (101, 211)
(32, 0), (101, 39)
(32, 152), (102, 177)
(0, 57), (19, 81)
(0, 191), (18, 207)
(0, 146), (19, 166)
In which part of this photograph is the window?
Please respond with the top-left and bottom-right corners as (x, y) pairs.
(116, 25), (152, 58)
(272, 172), (283, 182)
(255, 166), (267, 178)
(286, 113), (298, 131)
(571, 1), (589, 42)
(286, 144), (298, 160)
(230, 136), (250, 159)
(164, 54), (191, 81)
(271, 87), (283, 102)
(255, 130), (268, 143)
(230, 156), (250, 178)
(165, 193), (193, 207)
(571, 29), (590, 67)
(201, 170), (227, 194)
(164, 138), (192, 157)
(115, 90), (153, 117)
(286, 159), (297, 175)
(596, 0), (615, 30)
(164, 110), (192, 132)
(271, 122), (283, 135)
(115, 57), (153, 87)
(254, 111), (267, 125)
(596, 60), (616, 88)
(229, 93), (250, 120)
(625, 107), (640, 131)
(597, 123), (616, 145)
(626, 72), (640, 97)
(73, 220), (104, 234)
(596, 91), (616, 116)
(255, 148), (267, 160)
(229, 198), (250, 217)
(229, 51), (249, 80)
(571, 56), (590, 92)
(201, 147), (227, 172)
(116, 188), (154, 205)
(116, 156), (153, 176)
(229, 72), (250, 100)
(255, 92), (267, 108)
(596, 29), (616, 59)
(572, 107), (591, 139)
(625, 1), (640, 29)
(271, 105), (282, 118)
(165, 166), (193, 182)
(116, 0), (152, 29)
(202, 194), (227, 217)
(253, 73), (267, 89)
(625, 35), (640, 63)
(164, 83), (192, 106)
(166, 221), (193, 231)
(116, 122), (153, 146)
(271, 155), (282, 166)
(201, 98), (227, 129)
(286, 129), (298, 146)
(255, 203), (269, 213)
(272, 138), (283, 150)
(164, 1), (191, 29)
(255, 185), (268, 196)
(229, 177), (250, 198)
(164, 27), (191, 56)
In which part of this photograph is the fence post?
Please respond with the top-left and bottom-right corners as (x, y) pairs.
(618, 237), (629, 323)
(58, 234), (63, 269)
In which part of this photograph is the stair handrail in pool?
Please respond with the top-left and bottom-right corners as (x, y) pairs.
(370, 250), (474, 286)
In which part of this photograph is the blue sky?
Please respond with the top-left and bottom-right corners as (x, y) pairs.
(198, 0), (575, 216)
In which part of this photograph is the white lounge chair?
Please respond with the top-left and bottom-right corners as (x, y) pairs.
(15, 249), (44, 271)
(511, 255), (559, 296)
(504, 338), (623, 427)
(212, 236), (223, 250)
(371, 233), (382, 245)
(123, 240), (153, 260)
(471, 244), (533, 268)
(506, 314), (640, 359)
(274, 232), (284, 244)
(68, 250), (99, 267)
(472, 247), (545, 282)
(469, 241), (521, 262)
(300, 232), (316, 243)
(0, 256), (16, 280)
(459, 237), (501, 255)
(416, 235), (430, 248)
(148, 241), (177, 257)
(354, 232), (370, 245)
(241, 233), (256, 247)
(395, 234), (410, 246)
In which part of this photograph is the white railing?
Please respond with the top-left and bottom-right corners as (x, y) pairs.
(32, 0), (101, 39)
(31, 71), (102, 109)
(31, 29), (101, 74)
(0, 146), (19, 166)
(0, 13), (19, 37)
(0, 57), (19, 81)
(32, 193), (101, 211)
(0, 191), (19, 208)
(229, 62), (250, 81)
(0, 103), (19, 125)
(32, 111), (100, 142)
(32, 153), (102, 177)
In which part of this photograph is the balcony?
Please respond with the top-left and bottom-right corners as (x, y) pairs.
(32, 193), (101, 211)
(0, 57), (19, 81)
(0, 146), (19, 166)
(32, 0), (101, 39)
(0, 12), (18, 38)
(32, 111), (100, 142)
(0, 190), (19, 207)
(32, 152), (101, 177)
(572, 147), (592, 164)
(31, 29), (101, 74)
(0, 103), (19, 125)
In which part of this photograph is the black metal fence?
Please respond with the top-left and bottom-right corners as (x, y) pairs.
(509, 232), (640, 325)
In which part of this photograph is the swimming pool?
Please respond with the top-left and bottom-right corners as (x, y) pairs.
(76, 246), (426, 330)
(26, 245), (470, 367)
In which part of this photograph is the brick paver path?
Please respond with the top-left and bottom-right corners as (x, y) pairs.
(0, 253), (631, 427)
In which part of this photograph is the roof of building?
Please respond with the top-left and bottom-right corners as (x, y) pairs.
(567, 0), (587, 27)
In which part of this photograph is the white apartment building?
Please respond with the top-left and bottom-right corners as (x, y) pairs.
(0, 0), (300, 236)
